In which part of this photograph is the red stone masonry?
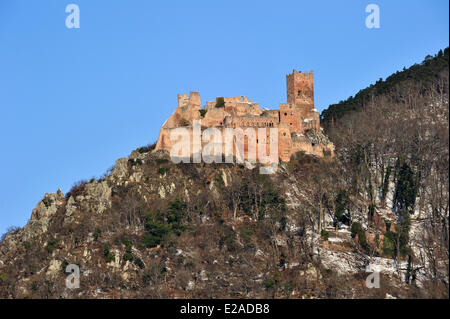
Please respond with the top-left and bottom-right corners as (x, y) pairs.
(154, 70), (334, 162)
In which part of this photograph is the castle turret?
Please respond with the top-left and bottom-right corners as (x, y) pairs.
(178, 92), (201, 110)
(286, 70), (314, 118)
(188, 91), (201, 109)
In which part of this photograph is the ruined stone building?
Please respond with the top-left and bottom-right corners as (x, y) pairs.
(154, 70), (334, 162)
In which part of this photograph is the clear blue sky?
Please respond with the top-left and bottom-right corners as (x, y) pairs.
(0, 0), (448, 235)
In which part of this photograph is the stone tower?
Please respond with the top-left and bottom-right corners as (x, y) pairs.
(286, 70), (314, 118)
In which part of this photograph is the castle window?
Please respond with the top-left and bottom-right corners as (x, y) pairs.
(291, 112), (293, 116)
(283, 132), (286, 136)
(290, 123), (292, 125)
(297, 90), (301, 96)
(284, 112), (287, 116)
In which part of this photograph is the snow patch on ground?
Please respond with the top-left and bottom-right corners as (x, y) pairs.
(327, 237), (344, 243)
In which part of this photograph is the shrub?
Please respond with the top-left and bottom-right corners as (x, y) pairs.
(175, 254), (184, 265)
(382, 166), (391, 199)
(383, 227), (409, 257)
(368, 204), (375, 218)
(41, 198), (51, 208)
(61, 260), (69, 273)
(184, 261), (195, 270)
(141, 233), (161, 248)
(106, 253), (115, 263)
(279, 216), (287, 232)
(321, 229), (329, 241)
(283, 281), (295, 295)
(128, 158), (142, 167)
(240, 227), (253, 246)
(264, 279), (275, 289)
(279, 252), (286, 268)
(46, 238), (59, 254)
(215, 97), (225, 108)
(158, 167), (168, 175)
(0, 226), (21, 243)
(384, 219), (391, 232)
(394, 161), (417, 212)
(120, 239), (133, 260)
(134, 257), (144, 269)
(383, 231), (396, 256)
(350, 222), (362, 238)
(218, 224), (237, 252)
(122, 238), (132, 248)
(66, 180), (88, 199)
(350, 222), (367, 248)
(357, 229), (367, 248)
(137, 143), (156, 154)
(103, 245), (115, 263)
(123, 252), (133, 262)
(155, 158), (169, 164)
(165, 199), (186, 235)
(141, 200), (187, 248)
(142, 263), (167, 286)
(142, 217), (170, 248)
(93, 229), (101, 241)
(335, 190), (350, 221)
(121, 237), (131, 245)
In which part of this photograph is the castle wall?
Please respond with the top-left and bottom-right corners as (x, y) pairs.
(291, 138), (321, 157)
(291, 136), (334, 158)
(155, 126), (280, 163)
(205, 97), (261, 117)
(226, 102), (262, 117)
(154, 71), (334, 163)
(188, 91), (201, 109)
(163, 92), (202, 128)
(279, 103), (302, 133)
(262, 110), (280, 120)
(201, 108), (230, 127)
(224, 116), (277, 128)
(278, 122), (292, 162)
(223, 96), (251, 103)
(178, 94), (189, 107)
(303, 109), (321, 133)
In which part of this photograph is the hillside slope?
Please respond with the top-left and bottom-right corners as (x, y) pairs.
(0, 50), (448, 299)
(321, 48), (449, 126)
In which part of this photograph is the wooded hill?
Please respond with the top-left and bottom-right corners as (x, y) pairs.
(321, 47), (449, 126)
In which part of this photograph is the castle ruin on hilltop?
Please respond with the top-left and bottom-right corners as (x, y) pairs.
(154, 70), (334, 162)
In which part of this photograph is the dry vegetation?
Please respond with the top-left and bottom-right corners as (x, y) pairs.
(0, 51), (448, 299)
